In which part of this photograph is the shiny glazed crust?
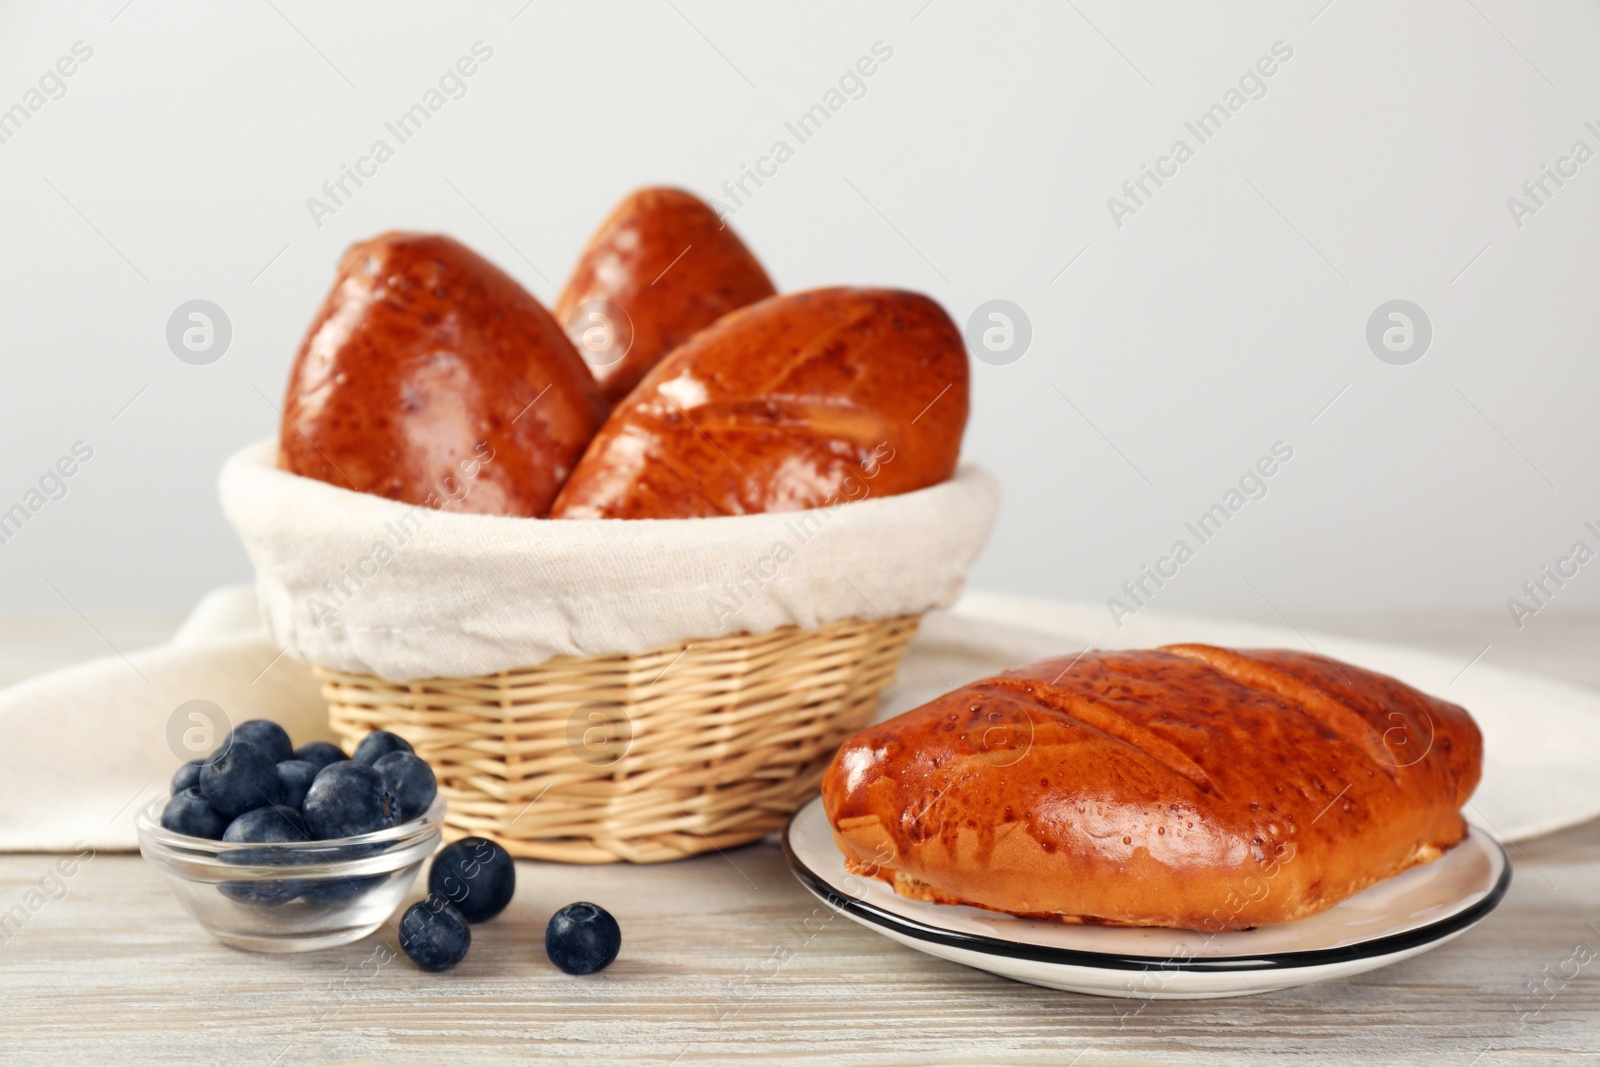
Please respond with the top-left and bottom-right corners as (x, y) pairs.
(821, 645), (1483, 930)
(549, 286), (970, 519)
(554, 187), (776, 407)
(279, 232), (605, 517)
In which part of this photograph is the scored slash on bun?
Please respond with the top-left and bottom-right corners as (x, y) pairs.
(822, 645), (1484, 931)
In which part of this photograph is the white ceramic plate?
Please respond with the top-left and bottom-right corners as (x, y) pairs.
(783, 797), (1510, 999)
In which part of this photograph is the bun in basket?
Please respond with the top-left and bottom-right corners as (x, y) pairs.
(555, 187), (776, 407)
(279, 232), (605, 517)
(822, 645), (1483, 931)
(550, 287), (969, 519)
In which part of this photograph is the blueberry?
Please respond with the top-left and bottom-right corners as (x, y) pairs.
(160, 788), (228, 839)
(199, 740), (282, 818)
(220, 805), (310, 905)
(302, 761), (400, 839)
(218, 872), (303, 907)
(276, 759), (319, 811)
(225, 719), (293, 764)
(427, 837), (514, 923)
(222, 804), (309, 844)
(545, 902), (621, 975)
(398, 897), (472, 971)
(374, 752), (437, 822)
(352, 730), (413, 766)
(171, 759), (204, 794)
(299, 874), (385, 905)
(294, 740), (347, 770)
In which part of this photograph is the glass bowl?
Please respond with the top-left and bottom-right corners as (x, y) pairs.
(136, 794), (444, 952)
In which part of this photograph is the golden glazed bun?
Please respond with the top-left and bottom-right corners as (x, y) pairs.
(549, 287), (969, 519)
(279, 233), (605, 516)
(822, 645), (1483, 931)
(554, 187), (776, 407)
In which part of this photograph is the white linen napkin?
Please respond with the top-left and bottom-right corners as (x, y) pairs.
(0, 586), (330, 852)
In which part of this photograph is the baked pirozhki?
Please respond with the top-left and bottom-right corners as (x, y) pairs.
(822, 645), (1483, 931)
(555, 187), (776, 407)
(279, 232), (605, 517)
(549, 287), (969, 519)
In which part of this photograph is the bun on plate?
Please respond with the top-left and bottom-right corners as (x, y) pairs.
(822, 645), (1482, 930)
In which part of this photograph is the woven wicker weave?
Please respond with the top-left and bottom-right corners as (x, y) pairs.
(316, 614), (918, 864)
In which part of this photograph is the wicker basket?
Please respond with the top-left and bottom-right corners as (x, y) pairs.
(316, 613), (918, 864)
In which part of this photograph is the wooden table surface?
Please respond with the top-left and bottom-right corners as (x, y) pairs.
(3, 610), (1598, 1066)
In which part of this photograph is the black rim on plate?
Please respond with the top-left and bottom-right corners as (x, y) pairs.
(781, 812), (1512, 974)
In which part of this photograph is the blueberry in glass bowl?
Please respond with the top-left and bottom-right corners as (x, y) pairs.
(374, 752), (439, 823)
(294, 740), (347, 770)
(136, 793), (445, 953)
(160, 787), (229, 840)
(218, 804), (314, 906)
(303, 761), (401, 840)
(275, 759), (320, 811)
(225, 718), (295, 763)
(198, 739), (282, 818)
(352, 729), (413, 766)
(171, 759), (204, 795)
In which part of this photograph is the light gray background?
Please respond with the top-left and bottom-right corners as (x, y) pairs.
(1, 1), (1596, 638)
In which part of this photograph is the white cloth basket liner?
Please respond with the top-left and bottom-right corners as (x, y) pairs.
(219, 440), (999, 681)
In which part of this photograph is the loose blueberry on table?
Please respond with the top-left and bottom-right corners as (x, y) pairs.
(545, 902), (622, 975)
(398, 896), (472, 971)
(427, 837), (515, 923)
(352, 729), (413, 766)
